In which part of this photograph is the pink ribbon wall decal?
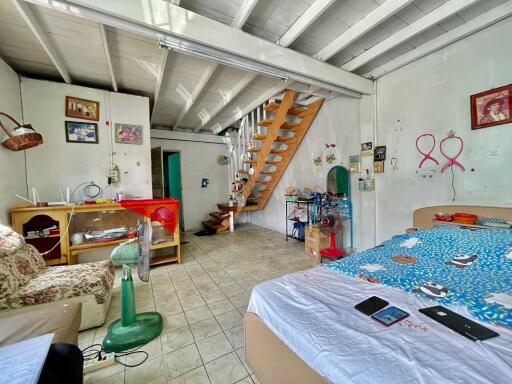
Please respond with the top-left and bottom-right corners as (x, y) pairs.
(440, 135), (465, 173)
(416, 134), (439, 168)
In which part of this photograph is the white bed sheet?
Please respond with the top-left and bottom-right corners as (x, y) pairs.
(248, 266), (512, 384)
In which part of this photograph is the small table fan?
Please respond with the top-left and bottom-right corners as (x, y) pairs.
(102, 222), (163, 352)
(318, 206), (346, 261)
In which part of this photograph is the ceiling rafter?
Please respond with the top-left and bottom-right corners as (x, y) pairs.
(212, 80), (292, 135)
(342, 0), (480, 72)
(170, 0), (257, 130)
(172, 62), (217, 130)
(194, 72), (258, 132)
(13, 0), (71, 83)
(365, 1), (512, 79)
(99, 24), (117, 92)
(315, 0), (416, 62)
(149, 0), (179, 126)
(150, 49), (170, 126)
(233, 0), (260, 28)
(278, 0), (336, 48)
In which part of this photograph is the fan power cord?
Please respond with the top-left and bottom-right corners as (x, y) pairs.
(81, 343), (149, 368)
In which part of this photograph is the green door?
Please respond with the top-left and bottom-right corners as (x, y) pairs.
(167, 153), (184, 230)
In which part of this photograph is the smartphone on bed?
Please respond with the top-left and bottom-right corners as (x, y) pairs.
(371, 306), (409, 327)
(355, 296), (389, 316)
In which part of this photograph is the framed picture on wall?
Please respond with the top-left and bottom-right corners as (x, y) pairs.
(115, 123), (143, 144)
(65, 121), (98, 143)
(65, 96), (99, 121)
(470, 84), (512, 130)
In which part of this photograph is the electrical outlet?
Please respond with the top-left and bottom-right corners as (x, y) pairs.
(108, 165), (119, 184)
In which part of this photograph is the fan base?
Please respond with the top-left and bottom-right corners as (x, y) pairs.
(320, 247), (346, 259)
(102, 312), (163, 353)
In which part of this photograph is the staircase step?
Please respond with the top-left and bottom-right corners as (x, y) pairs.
(247, 147), (261, 152)
(202, 220), (224, 229)
(270, 148), (288, 154)
(252, 133), (267, 140)
(275, 135), (295, 142)
(243, 160), (257, 164)
(209, 212), (230, 220)
(257, 119), (273, 127)
(242, 205), (260, 211)
(257, 119), (299, 130)
(264, 103), (307, 117)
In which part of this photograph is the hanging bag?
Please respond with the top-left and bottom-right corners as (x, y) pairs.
(0, 112), (43, 151)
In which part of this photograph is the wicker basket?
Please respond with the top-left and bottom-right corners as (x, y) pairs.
(0, 112), (43, 151)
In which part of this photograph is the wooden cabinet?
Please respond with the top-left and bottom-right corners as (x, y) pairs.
(11, 202), (180, 266)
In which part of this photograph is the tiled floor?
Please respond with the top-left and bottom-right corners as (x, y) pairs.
(79, 224), (317, 384)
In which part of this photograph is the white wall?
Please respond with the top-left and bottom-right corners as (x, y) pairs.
(20, 78), (152, 203)
(373, 17), (512, 243)
(0, 58), (27, 224)
(151, 130), (229, 231)
(251, 95), (368, 249)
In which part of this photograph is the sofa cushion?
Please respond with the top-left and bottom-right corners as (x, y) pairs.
(0, 260), (114, 310)
(0, 244), (46, 301)
(0, 224), (24, 255)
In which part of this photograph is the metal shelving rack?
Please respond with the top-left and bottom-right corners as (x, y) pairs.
(285, 199), (313, 242)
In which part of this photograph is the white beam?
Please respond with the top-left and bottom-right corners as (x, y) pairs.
(342, 0), (480, 72)
(316, 0), (416, 61)
(173, 62), (218, 130)
(365, 2), (512, 79)
(195, 72), (258, 132)
(233, 0), (260, 28)
(13, 0), (71, 83)
(212, 80), (291, 134)
(150, 49), (169, 125)
(99, 24), (118, 91)
(25, 0), (372, 94)
(278, 0), (336, 47)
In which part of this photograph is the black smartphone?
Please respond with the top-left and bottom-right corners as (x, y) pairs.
(371, 306), (410, 327)
(354, 296), (389, 316)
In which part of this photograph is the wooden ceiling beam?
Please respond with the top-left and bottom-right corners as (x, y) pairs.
(316, 0), (416, 61)
(99, 24), (118, 92)
(194, 72), (258, 132)
(342, 0), (480, 72)
(365, 1), (512, 79)
(278, 0), (336, 47)
(13, 0), (71, 83)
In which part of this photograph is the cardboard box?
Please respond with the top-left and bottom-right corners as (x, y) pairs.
(305, 225), (330, 260)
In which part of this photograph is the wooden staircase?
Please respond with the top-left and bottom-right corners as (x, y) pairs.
(202, 89), (324, 232)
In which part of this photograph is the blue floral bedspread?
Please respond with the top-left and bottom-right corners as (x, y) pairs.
(325, 226), (512, 328)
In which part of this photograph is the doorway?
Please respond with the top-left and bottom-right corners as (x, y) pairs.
(163, 151), (184, 230)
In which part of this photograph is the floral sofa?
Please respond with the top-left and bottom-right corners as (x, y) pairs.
(0, 224), (114, 330)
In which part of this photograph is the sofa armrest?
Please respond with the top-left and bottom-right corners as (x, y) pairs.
(0, 302), (82, 347)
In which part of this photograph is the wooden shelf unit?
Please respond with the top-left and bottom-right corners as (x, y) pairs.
(12, 202), (180, 266)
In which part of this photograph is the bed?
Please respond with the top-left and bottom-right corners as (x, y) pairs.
(245, 206), (512, 384)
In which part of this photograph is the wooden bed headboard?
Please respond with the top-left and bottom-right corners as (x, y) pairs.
(413, 205), (512, 229)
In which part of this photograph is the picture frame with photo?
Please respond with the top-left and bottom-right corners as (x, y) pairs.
(115, 123), (143, 145)
(65, 121), (98, 143)
(65, 96), (99, 121)
(470, 84), (512, 130)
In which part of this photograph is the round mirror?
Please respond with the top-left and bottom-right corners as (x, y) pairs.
(327, 166), (350, 198)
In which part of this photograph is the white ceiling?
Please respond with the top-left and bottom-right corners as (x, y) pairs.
(0, 0), (510, 133)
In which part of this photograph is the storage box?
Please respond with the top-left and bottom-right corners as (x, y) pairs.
(305, 225), (330, 260)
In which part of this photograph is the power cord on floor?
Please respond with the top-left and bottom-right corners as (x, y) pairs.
(81, 343), (149, 368)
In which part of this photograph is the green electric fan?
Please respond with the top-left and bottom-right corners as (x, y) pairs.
(102, 222), (163, 353)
